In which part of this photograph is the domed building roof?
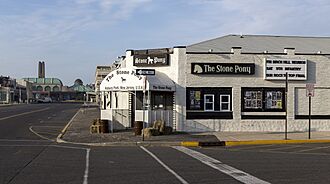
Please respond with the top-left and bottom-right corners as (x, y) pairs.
(23, 78), (63, 86)
(74, 79), (83, 86)
(71, 79), (93, 92)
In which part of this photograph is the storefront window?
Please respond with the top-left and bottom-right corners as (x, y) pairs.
(242, 88), (285, 112)
(204, 94), (214, 111)
(151, 92), (173, 110)
(186, 87), (233, 119)
(220, 95), (230, 111)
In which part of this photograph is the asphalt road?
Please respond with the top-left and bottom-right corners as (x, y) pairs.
(1, 104), (330, 184)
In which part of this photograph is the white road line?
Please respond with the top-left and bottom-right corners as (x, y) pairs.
(29, 126), (55, 142)
(264, 145), (302, 151)
(232, 144), (277, 151)
(0, 107), (50, 121)
(0, 139), (51, 142)
(83, 148), (91, 184)
(295, 145), (330, 153)
(173, 146), (270, 184)
(140, 146), (189, 184)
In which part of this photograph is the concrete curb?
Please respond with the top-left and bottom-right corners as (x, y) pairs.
(56, 108), (81, 143)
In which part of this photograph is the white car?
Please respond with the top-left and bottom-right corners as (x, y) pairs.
(37, 97), (52, 103)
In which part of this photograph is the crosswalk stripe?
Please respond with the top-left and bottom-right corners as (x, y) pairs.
(173, 146), (270, 184)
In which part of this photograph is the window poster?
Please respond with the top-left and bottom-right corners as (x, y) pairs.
(244, 91), (262, 109)
(266, 91), (282, 109)
(190, 90), (201, 109)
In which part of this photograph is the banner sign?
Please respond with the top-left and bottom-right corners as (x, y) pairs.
(191, 63), (255, 75)
(264, 58), (307, 80)
(133, 54), (169, 66)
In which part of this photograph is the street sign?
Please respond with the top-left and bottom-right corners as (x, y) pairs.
(306, 83), (315, 97)
(136, 69), (155, 75)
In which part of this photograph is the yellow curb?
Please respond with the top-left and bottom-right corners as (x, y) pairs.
(56, 109), (81, 141)
(181, 141), (199, 147)
(225, 139), (330, 146)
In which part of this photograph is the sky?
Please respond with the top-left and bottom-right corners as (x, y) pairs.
(1, 0), (330, 85)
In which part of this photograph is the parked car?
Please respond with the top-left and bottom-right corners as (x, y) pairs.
(37, 97), (52, 103)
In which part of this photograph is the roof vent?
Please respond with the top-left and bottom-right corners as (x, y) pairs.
(263, 50), (268, 53)
(317, 51), (322, 54)
(284, 48), (295, 55)
(231, 47), (242, 54)
(208, 49), (213, 53)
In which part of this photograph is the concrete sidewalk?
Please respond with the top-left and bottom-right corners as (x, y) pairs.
(58, 106), (218, 146)
(58, 106), (330, 147)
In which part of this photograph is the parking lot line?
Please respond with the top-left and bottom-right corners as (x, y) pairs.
(295, 145), (330, 153)
(264, 145), (303, 151)
(140, 146), (189, 184)
(173, 146), (270, 184)
(230, 144), (276, 150)
(0, 107), (50, 121)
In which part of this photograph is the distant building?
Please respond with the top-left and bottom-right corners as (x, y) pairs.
(22, 77), (63, 99)
(0, 76), (30, 104)
(94, 57), (124, 103)
(38, 61), (45, 78)
(0, 76), (16, 104)
(94, 66), (112, 103)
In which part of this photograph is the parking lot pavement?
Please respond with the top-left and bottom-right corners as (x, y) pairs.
(0, 142), (88, 184)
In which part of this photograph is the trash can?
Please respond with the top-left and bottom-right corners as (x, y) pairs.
(134, 121), (143, 135)
(100, 120), (109, 133)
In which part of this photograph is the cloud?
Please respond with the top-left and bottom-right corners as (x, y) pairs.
(0, 0), (152, 47)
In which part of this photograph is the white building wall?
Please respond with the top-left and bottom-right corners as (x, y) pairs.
(123, 47), (186, 131)
(184, 50), (330, 132)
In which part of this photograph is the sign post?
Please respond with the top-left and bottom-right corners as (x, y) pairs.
(306, 83), (315, 139)
(285, 72), (288, 140)
(142, 76), (147, 141)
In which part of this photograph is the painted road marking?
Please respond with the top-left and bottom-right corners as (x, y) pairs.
(29, 126), (55, 141)
(173, 146), (270, 184)
(296, 145), (330, 153)
(140, 146), (189, 184)
(0, 107), (50, 121)
(0, 139), (51, 142)
(83, 148), (90, 184)
(264, 145), (303, 151)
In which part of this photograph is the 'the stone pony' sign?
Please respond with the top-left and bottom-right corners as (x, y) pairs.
(191, 63), (255, 75)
